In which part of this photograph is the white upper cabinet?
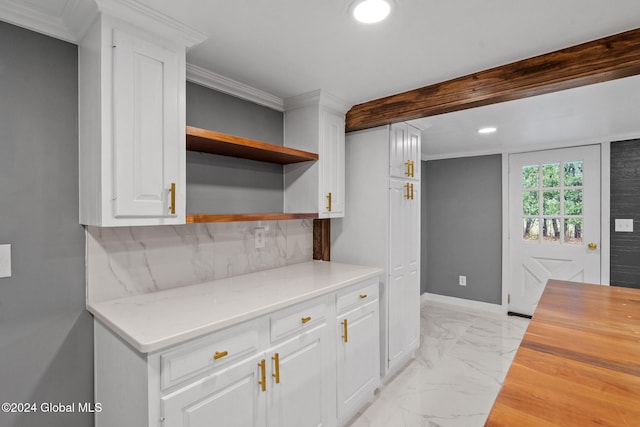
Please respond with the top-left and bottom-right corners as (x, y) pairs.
(79, 2), (205, 226)
(390, 123), (421, 181)
(284, 90), (348, 218)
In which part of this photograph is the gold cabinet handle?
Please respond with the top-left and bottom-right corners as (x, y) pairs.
(410, 160), (415, 177)
(326, 192), (332, 212)
(258, 359), (266, 392)
(404, 183), (410, 199)
(213, 351), (228, 360)
(301, 316), (311, 324)
(341, 319), (348, 343)
(169, 182), (176, 215)
(405, 160), (411, 176)
(588, 242), (598, 250)
(272, 353), (280, 384)
(359, 294), (367, 299)
(410, 183), (414, 200)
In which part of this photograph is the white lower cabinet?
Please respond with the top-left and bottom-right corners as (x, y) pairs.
(161, 353), (266, 427)
(94, 279), (379, 427)
(336, 279), (380, 423)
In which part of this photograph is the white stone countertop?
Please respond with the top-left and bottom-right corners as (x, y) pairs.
(87, 261), (383, 353)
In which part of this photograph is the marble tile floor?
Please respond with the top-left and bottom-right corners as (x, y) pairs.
(348, 300), (530, 427)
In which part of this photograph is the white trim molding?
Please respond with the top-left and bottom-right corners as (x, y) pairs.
(0, 0), (81, 43)
(420, 292), (503, 314)
(187, 63), (285, 112)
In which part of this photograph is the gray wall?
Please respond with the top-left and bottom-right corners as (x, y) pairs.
(186, 82), (285, 214)
(422, 155), (502, 304)
(610, 139), (640, 288)
(0, 22), (92, 427)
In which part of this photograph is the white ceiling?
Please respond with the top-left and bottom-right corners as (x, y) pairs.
(2, 0), (640, 158)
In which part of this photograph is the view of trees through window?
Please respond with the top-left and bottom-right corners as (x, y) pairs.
(522, 161), (583, 244)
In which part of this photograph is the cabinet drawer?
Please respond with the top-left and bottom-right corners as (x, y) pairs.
(270, 299), (328, 342)
(336, 278), (379, 315)
(160, 319), (262, 390)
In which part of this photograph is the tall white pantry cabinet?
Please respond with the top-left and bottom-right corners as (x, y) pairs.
(331, 123), (421, 377)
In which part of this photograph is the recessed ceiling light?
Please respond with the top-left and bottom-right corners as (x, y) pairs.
(478, 127), (497, 134)
(351, 0), (394, 24)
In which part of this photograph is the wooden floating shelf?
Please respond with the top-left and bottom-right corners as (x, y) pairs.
(186, 213), (319, 223)
(186, 126), (318, 164)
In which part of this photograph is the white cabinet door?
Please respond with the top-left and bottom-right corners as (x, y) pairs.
(161, 353), (266, 427)
(319, 110), (345, 218)
(387, 179), (420, 371)
(389, 123), (420, 181)
(268, 325), (329, 427)
(112, 29), (182, 219)
(336, 300), (380, 420)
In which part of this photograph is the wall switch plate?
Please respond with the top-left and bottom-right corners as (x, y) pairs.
(254, 227), (266, 249)
(0, 244), (11, 278)
(459, 275), (467, 286)
(615, 219), (633, 232)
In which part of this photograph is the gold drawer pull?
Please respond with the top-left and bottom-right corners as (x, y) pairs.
(301, 316), (312, 324)
(359, 294), (367, 299)
(405, 160), (411, 176)
(213, 351), (228, 360)
(272, 353), (280, 384)
(342, 319), (348, 343)
(410, 160), (415, 177)
(258, 359), (266, 392)
(326, 192), (332, 212)
(410, 183), (414, 200)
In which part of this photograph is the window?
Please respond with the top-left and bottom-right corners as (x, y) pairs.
(522, 161), (583, 244)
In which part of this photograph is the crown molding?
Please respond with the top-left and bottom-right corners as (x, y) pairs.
(0, 0), (78, 43)
(95, 0), (206, 47)
(284, 89), (349, 115)
(187, 63), (285, 112)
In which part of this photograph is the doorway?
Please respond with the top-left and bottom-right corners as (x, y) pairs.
(508, 145), (601, 316)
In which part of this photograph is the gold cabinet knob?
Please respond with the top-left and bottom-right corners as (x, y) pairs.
(588, 242), (597, 250)
(359, 294), (367, 299)
(301, 316), (311, 324)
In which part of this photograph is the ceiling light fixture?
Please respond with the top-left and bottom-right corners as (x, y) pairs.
(351, 0), (394, 24)
(478, 127), (497, 134)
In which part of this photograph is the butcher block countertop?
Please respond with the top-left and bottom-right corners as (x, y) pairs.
(486, 280), (640, 426)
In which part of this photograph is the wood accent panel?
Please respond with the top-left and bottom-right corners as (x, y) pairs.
(346, 27), (640, 132)
(186, 126), (318, 164)
(610, 139), (640, 289)
(313, 219), (330, 261)
(186, 213), (318, 223)
(486, 280), (640, 426)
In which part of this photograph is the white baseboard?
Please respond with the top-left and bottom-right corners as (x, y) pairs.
(421, 292), (504, 314)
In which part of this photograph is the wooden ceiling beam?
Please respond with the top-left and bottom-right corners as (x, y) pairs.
(345, 27), (640, 132)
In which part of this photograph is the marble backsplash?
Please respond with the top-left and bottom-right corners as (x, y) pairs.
(86, 220), (313, 304)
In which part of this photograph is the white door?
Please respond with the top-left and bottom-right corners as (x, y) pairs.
(112, 28), (181, 218)
(509, 145), (601, 316)
(161, 353), (266, 427)
(336, 300), (379, 420)
(319, 110), (345, 217)
(387, 179), (420, 370)
(268, 325), (328, 427)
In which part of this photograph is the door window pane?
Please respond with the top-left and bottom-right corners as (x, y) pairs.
(564, 189), (583, 215)
(523, 218), (539, 241)
(542, 163), (560, 187)
(542, 218), (561, 242)
(564, 218), (584, 244)
(564, 161), (583, 186)
(543, 190), (560, 215)
(523, 191), (539, 215)
(522, 165), (539, 189)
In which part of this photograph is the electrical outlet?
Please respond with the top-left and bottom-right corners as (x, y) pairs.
(615, 219), (633, 232)
(0, 244), (11, 278)
(459, 275), (467, 286)
(254, 227), (266, 249)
